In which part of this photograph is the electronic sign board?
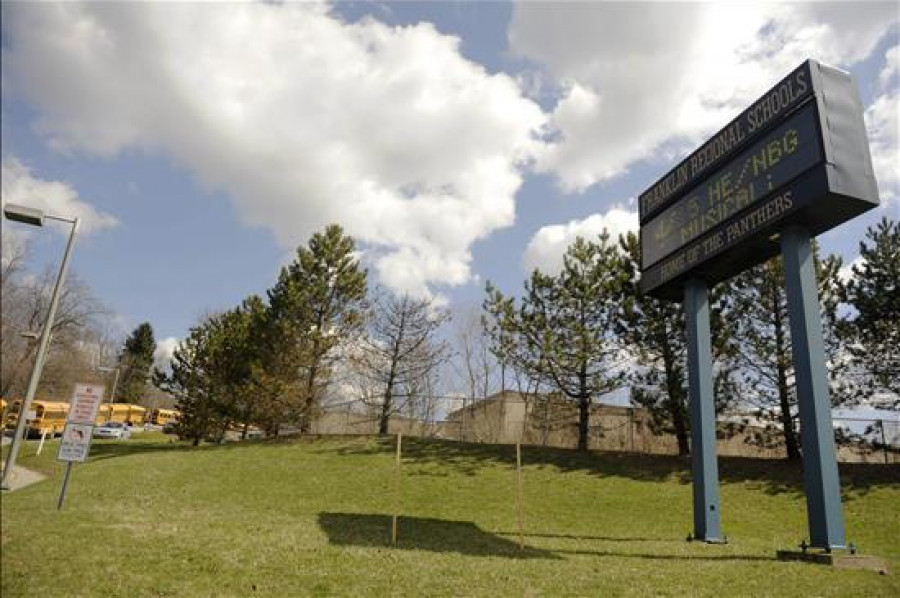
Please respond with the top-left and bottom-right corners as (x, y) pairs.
(639, 59), (879, 300)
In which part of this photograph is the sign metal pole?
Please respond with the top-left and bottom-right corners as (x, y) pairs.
(684, 278), (723, 542)
(780, 226), (845, 549)
(57, 462), (74, 510)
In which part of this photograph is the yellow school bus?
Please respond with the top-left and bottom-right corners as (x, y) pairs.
(149, 408), (180, 426)
(4, 399), (70, 437)
(105, 403), (147, 426)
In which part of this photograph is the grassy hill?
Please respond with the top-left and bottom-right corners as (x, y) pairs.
(2, 433), (898, 596)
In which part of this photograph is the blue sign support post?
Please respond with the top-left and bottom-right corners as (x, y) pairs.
(684, 278), (723, 542)
(638, 60), (877, 557)
(780, 226), (845, 550)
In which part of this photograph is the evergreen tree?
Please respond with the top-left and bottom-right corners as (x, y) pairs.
(265, 225), (367, 433)
(210, 298), (266, 438)
(842, 217), (900, 405)
(729, 246), (845, 459)
(617, 232), (736, 456)
(153, 319), (222, 445)
(485, 233), (630, 451)
(117, 322), (156, 404)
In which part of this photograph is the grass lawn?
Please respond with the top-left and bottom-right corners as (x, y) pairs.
(2, 432), (898, 596)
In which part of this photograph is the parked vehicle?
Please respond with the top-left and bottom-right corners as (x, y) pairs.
(148, 408), (180, 426)
(98, 403), (147, 426)
(93, 421), (132, 440)
(4, 399), (70, 437)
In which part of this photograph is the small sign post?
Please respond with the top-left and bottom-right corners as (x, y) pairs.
(56, 383), (104, 510)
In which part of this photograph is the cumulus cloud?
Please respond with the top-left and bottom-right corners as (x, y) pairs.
(523, 207), (637, 275)
(153, 337), (180, 373)
(866, 46), (900, 203)
(866, 90), (900, 203)
(509, 2), (898, 192)
(3, 2), (545, 298)
(1, 157), (119, 236)
(881, 45), (899, 86)
(838, 255), (866, 285)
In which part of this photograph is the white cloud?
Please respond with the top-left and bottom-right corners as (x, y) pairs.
(1, 157), (119, 236)
(153, 337), (180, 372)
(509, 2), (898, 192)
(523, 207), (637, 275)
(838, 255), (865, 285)
(881, 45), (899, 86)
(866, 90), (900, 203)
(3, 3), (545, 298)
(866, 46), (900, 204)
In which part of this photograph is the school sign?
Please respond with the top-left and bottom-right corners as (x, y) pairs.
(639, 60), (878, 299)
(638, 60), (879, 552)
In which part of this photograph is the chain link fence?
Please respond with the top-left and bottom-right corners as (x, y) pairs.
(309, 395), (899, 464)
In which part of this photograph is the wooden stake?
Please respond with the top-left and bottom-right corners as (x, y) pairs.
(516, 442), (524, 549)
(37, 429), (48, 456)
(392, 432), (402, 545)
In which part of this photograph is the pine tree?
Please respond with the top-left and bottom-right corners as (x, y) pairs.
(729, 245), (845, 459)
(617, 232), (737, 456)
(842, 217), (900, 404)
(485, 233), (630, 451)
(265, 225), (367, 433)
(153, 320), (221, 445)
(117, 322), (156, 404)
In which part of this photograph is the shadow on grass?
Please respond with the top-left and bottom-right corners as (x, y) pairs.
(494, 531), (682, 543)
(87, 436), (262, 462)
(87, 438), (195, 462)
(318, 512), (558, 559)
(329, 436), (900, 499)
(552, 548), (773, 562)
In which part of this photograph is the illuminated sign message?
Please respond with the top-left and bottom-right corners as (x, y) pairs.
(641, 103), (821, 269)
(639, 59), (879, 299)
(639, 62), (812, 221)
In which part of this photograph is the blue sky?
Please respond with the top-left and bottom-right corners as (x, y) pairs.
(1, 1), (898, 363)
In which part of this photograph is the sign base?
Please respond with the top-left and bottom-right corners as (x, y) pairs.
(776, 550), (888, 574)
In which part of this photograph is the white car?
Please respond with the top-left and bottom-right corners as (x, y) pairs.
(93, 422), (132, 440)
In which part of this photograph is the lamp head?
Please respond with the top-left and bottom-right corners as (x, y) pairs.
(3, 203), (45, 227)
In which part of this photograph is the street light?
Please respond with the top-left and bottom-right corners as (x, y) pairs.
(1, 203), (79, 490)
(95, 366), (120, 424)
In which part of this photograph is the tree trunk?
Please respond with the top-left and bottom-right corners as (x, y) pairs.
(577, 365), (590, 452)
(300, 360), (318, 435)
(670, 394), (690, 456)
(773, 291), (801, 460)
(577, 394), (590, 451)
(379, 389), (393, 436)
(379, 329), (403, 436)
(661, 327), (690, 456)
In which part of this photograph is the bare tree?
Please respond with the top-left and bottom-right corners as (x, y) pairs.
(354, 292), (449, 435)
(451, 305), (500, 401)
(1, 261), (108, 398)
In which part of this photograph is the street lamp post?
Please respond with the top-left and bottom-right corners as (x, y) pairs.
(1, 203), (79, 490)
(96, 366), (120, 423)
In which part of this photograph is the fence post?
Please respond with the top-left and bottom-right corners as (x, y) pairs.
(628, 408), (635, 453)
(879, 419), (889, 465)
